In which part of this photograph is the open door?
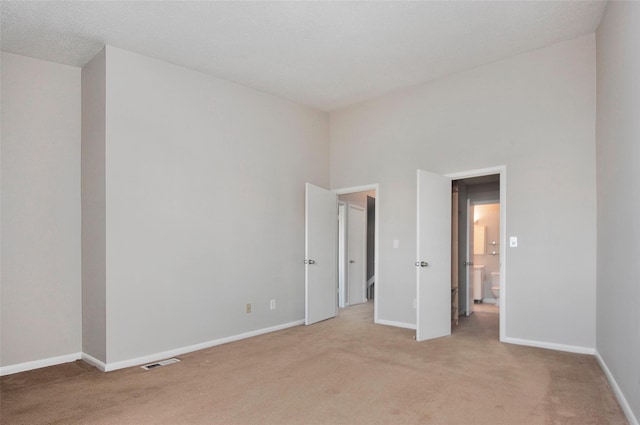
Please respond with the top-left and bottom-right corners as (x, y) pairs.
(305, 183), (338, 325)
(347, 204), (367, 305)
(416, 170), (452, 341)
(456, 182), (471, 316)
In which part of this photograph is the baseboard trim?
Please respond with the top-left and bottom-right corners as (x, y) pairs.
(103, 319), (305, 372)
(502, 337), (595, 355)
(0, 320), (305, 375)
(377, 319), (416, 330)
(81, 353), (107, 372)
(595, 350), (639, 425)
(0, 352), (82, 376)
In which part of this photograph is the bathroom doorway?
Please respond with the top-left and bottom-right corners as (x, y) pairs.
(335, 186), (377, 322)
(449, 171), (503, 339)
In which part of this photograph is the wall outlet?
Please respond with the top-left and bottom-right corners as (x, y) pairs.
(270, 299), (276, 310)
(245, 303), (251, 314)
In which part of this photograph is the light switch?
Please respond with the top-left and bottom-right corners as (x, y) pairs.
(510, 236), (518, 247)
(393, 240), (399, 249)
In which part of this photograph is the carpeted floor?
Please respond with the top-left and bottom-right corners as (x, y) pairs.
(0, 302), (627, 424)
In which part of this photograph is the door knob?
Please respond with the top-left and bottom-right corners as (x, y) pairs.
(415, 261), (429, 267)
(304, 259), (316, 265)
(349, 260), (355, 263)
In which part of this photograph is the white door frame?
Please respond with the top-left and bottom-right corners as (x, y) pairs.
(333, 184), (379, 324)
(445, 166), (506, 342)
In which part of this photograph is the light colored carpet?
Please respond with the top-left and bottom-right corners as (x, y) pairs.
(0, 302), (627, 424)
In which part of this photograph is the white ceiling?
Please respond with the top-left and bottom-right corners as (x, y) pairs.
(1, 1), (606, 111)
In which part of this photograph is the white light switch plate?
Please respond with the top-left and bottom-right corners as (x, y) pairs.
(393, 240), (399, 249)
(510, 236), (518, 247)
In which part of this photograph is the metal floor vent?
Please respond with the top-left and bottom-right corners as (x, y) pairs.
(141, 358), (180, 370)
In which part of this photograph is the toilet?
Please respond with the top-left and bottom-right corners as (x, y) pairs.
(491, 272), (500, 307)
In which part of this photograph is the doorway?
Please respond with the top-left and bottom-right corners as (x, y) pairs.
(453, 176), (500, 316)
(335, 185), (378, 323)
(447, 167), (506, 341)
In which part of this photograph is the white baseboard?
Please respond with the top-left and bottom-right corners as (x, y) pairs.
(0, 352), (82, 376)
(502, 337), (595, 355)
(0, 320), (305, 375)
(377, 319), (416, 330)
(595, 350), (639, 425)
(81, 353), (106, 372)
(103, 319), (304, 372)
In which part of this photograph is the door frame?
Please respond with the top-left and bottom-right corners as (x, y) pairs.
(333, 184), (379, 324)
(446, 166), (506, 342)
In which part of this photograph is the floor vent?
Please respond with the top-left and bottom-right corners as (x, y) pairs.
(141, 358), (180, 370)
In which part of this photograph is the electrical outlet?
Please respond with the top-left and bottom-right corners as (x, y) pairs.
(245, 303), (251, 314)
(270, 299), (276, 310)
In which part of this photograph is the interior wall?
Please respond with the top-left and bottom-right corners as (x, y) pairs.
(473, 203), (500, 300)
(467, 182), (500, 204)
(1, 53), (82, 367)
(81, 48), (107, 363)
(595, 2), (640, 421)
(100, 46), (329, 364)
(330, 35), (597, 349)
(337, 190), (375, 208)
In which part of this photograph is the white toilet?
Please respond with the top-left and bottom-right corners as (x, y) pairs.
(491, 272), (500, 307)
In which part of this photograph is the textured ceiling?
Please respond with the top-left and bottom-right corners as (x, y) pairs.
(1, 1), (606, 111)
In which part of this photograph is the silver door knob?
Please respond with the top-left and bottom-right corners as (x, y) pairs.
(415, 261), (428, 267)
(304, 259), (316, 265)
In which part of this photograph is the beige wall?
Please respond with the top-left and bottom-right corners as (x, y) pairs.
(91, 46), (330, 366)
(338, 190), (375, 208)
(596, 2), (640, 422)
(81, 48), (107, 362)
(473, 203), (500, 299)
(1, 29), (611, 378)
(1, 53), (82, 368)
(330, 35), (597, 350)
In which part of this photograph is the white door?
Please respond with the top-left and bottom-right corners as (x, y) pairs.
(305, 183), (338, 325)
(456, 182), (471, 316)
(347, 204), (367, 305)
(416, 170), (452, 341)
(338, 203), (347, 308)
